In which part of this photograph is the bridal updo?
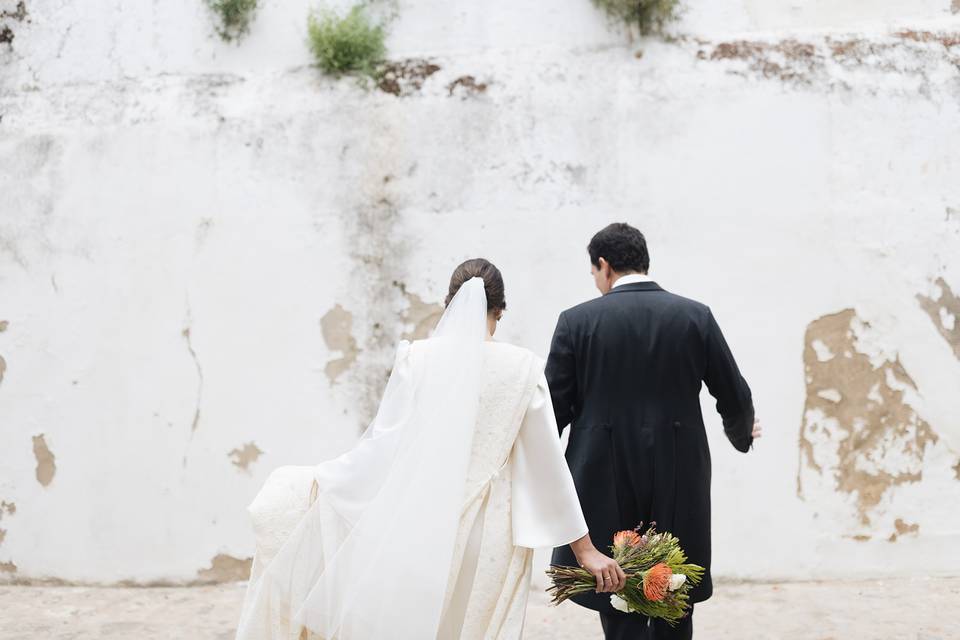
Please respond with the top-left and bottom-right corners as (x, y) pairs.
(445, 258), (506, 314)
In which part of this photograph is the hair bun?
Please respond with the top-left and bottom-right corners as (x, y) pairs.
(445, 259), (506, 312)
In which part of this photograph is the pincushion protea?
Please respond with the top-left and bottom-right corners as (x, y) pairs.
(613, 530), (642, 550)
(546, 524), (704, 625)
(642, 563), (672, 601)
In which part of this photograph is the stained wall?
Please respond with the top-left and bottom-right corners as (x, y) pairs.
(1, 0), (959, 583)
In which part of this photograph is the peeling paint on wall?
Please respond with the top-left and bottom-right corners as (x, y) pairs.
(706, 39), (819, 83)
(797, 309), (938, 532)
(695, 32), (960, 90)
(0, 0), (27, 50)
(228, 442), (263, 471)
(196, 553), (252, 582)
(0, 505), (13, 575)
(395, 281), (443, 341)
(916, 277), (960, 361)
(32, 434), (56, 487)
(0, 2), (27, 21)
(377, 59), (441, 97)
(896, 30), (960, 47)
(888, 518), (919, 542)
(320, 304), (358, 383)
(447, 75), (489, 98)
(0, 500), (14, 547)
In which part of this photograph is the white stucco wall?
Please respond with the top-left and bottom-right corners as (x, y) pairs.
(1, 0), (959, 585)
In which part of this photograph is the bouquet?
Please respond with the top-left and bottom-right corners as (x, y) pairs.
(546, 524), (704, 625)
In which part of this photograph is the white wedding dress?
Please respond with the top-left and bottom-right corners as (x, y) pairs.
(235, 278), (587, 640)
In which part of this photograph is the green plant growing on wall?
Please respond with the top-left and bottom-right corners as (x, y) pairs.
(592, 0), (680, 36)
(207, 0), (259, 42)
(307, 5), (386, 77)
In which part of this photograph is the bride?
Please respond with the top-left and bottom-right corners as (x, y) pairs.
(235, 259), (625, 640)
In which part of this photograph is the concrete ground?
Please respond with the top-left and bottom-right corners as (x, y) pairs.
(0, 577), (957, 639)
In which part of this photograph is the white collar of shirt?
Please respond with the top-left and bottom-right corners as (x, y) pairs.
(611, 273), (652, 289)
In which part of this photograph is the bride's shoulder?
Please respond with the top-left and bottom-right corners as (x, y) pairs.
(484, 341), (543, 365)
(405, 338), (541, 367)
(483, 340), (527, 353)
(402, 337), (441, 360)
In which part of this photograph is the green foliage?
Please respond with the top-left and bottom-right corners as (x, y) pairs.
(307, 6), (386, 77)
(547, 526), (703, 626)
(207, 0), (259, 42)
(592, 0), (680, 36)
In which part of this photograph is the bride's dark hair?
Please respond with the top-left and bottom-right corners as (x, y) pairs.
(445, 258), (506, 313)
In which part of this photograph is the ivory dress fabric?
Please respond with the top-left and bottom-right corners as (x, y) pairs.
(237, 340), (587, 640)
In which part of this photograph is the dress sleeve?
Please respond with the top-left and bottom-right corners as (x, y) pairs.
(510, 374), (589, 549)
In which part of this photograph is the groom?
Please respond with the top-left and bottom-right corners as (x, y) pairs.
(547, 223), (760, 640)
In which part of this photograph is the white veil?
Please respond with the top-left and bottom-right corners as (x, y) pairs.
(236, 277), (488, 640)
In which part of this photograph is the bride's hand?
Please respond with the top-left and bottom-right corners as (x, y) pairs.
(752, 418), (763, 439)
(570, 536), (626, 593)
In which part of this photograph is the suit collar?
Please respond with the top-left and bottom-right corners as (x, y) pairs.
(611, 273), (653, 288)
(605, 281), (664, 295)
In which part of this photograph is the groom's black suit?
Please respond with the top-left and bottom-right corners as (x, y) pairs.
(547, 281), (754, 639)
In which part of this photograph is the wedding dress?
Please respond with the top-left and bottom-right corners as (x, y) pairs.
(235, 278), (587, 640)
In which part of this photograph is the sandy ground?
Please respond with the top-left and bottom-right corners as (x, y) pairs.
(0, 578), (958, 639)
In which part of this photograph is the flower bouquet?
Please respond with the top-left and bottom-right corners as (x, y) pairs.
(546, 524), (704, 625)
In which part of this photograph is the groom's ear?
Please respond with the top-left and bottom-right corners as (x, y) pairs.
(597, 257), (611, 276)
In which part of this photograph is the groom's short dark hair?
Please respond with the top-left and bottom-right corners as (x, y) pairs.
(588, 223), (649, 273)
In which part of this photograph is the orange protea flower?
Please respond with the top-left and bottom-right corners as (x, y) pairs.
(642, 563), (673, 601)
(612, 530), (642, 550)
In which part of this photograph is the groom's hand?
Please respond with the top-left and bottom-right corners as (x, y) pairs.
(570, 535), (626, 593)
(752, 418), (763, 440)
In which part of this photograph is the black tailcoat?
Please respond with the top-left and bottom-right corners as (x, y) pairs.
(547, 281), (754, 611)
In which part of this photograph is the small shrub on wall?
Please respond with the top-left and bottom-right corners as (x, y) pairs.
(592, 0), (680, 36)
(308, 5), (386, 77)
(207, 0), (259, 42)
